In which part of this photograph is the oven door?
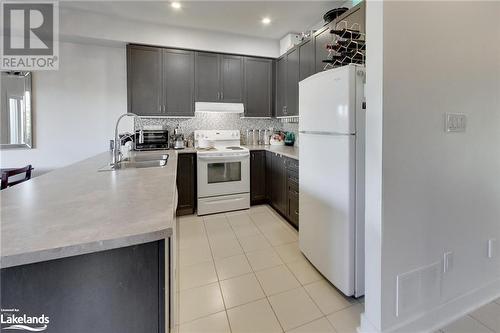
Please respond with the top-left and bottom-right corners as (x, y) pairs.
(197, 153), (250, 198)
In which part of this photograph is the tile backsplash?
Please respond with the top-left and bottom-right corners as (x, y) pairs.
(138, 113), (299, 146)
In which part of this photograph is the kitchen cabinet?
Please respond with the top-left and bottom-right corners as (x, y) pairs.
(244, 57), (273, 118)
(314, 25), (333, 74)
(267, 151), (288, 217)
(127, 45), (162, 116)
(262, 151), (299, 229)
(195, 52), (244, 103)
(250, 150), (267, 204)
(194, 52), (220, 102)
(276, 57), (287, 117)
(286, 158), (299, 229)
(128, 45), (195, 117)
(221, 55), (244, 102)
(176, 153), (196, 216)
(286, 48), (299, 116)
(163, 49), (195, 117)
(334, 2), (365, 36)
(275, 48), (300, 117)
(299, 38), (315, 81)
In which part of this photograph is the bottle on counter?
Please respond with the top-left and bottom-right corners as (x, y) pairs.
(246, 129), (253, 146)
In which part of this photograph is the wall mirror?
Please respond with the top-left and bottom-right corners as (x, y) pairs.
(0, 71), (32, 149)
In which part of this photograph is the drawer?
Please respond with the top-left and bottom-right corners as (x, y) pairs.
(287, 169), (298, 183)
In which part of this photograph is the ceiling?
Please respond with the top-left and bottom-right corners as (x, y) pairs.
(61, 1), (346, 40)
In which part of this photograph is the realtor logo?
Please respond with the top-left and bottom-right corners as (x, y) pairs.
(1, 1), (59, 70)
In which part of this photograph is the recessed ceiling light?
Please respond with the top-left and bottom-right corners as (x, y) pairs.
(262, 17), (271, 25)
(171, 2), (181, 9)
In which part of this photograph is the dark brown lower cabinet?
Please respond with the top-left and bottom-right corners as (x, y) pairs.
(176, 153), (196, 216)
(250, 151), (267, 205)
(258, 151), (299, 229)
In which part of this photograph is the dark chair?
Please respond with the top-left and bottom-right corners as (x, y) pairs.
(1, 165), (33, 190)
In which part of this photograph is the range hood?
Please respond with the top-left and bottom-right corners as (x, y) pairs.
(195, 102), (244, 114)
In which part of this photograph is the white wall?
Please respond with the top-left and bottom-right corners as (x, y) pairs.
(60, 7), (280, 58)
(362, 2), (500, 332)
(0, 41), (130, 175)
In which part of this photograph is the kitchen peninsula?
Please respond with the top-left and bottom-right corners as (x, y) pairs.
(0, 151), (178, 333)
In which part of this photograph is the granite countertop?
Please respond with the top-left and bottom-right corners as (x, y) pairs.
(244, 145), (299, 160)
(0, 151), (178, 268)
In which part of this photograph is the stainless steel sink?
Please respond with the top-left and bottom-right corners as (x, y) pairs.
(99, 154), (168, 171)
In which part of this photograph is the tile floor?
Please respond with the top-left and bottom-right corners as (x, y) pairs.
(438, 299), (500, 333)
(175, 204), (500, 333)
(175, 205), (363, 333)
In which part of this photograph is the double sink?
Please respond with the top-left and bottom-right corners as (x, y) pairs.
(99, 153), (169, 171)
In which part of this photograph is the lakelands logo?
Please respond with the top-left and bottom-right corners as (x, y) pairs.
(1, 309), (49, 331)
(1, 1), (59, 70)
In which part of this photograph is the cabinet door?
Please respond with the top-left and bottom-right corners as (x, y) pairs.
(221, 55), (244, 102)
(195, 52), (220, 102)
(288, 187), (299, 229)
(275, 57), (287, 117)
(286, 48), (299, 116)
(270, 153), (287, 215)
(163, 49), (195, 117)
(127, 45), (162, 116)
(335, 2), (365, 34)
(265, 151), (273, 201)
(314, 25), (333, 73)
(244, 57), (272, 118)
(250, 150), (267, 205)
(299, 38), (315, 81)
(176, 153), (196, 216)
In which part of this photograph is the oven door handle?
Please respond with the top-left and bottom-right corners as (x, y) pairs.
(198, 153), (249, 162)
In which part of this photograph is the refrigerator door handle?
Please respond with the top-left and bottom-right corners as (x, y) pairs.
(299, 130), (355, 136)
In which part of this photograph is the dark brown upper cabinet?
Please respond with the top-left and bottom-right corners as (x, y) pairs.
(128, 45), (195, 117)
(221, 55), (244, 102)
(275, 48), (300, 117)
(276, 57), (287, 117)
(285, 48), (299, 116)
(127, 45), (162, 116)
(244, 57), (273, 118)
(299, 38), (315, 81)
(195, 52), (244, 103)
(163, 49), (195, 117)
(194, 52), (220, 102)
(314, 25), (333, 74)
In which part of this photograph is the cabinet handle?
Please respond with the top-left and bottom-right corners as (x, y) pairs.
(217, 92), (220, 100)
(221, 92), (224, 100)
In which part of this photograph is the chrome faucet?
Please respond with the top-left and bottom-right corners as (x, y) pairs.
(112, 113), (144, 166)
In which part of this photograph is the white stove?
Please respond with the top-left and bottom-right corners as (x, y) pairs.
(194, 130), (250, 215)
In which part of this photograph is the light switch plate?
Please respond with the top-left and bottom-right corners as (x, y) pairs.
(445, 113), (467, 132)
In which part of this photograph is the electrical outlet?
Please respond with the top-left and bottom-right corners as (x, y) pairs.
(443, 252), (453, 273)
(445, 113), (467, 132)
(488, 239), (496, 259)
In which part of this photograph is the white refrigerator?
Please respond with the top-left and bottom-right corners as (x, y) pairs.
(298, 64), (365, 297)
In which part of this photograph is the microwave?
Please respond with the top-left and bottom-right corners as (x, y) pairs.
(134, 130), (169, 151)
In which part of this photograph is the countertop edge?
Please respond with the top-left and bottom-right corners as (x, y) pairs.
(244, 145), (299, 160)
(0, 228), (172, 269)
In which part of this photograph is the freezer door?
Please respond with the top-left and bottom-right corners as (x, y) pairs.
(299, 65), (357, 134)
(299, 133), (356, 296)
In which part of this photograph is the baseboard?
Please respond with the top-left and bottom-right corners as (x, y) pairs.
(358, 278), (500, 333)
